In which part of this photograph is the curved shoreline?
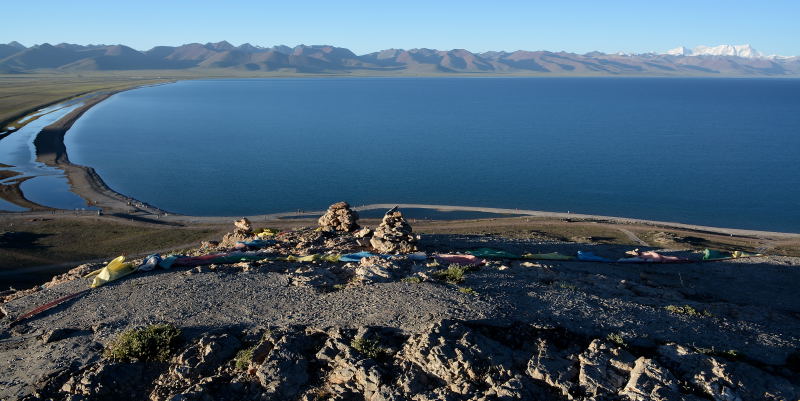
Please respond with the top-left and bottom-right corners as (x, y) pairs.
(2, 84), (798, 238)
(167, 203), (796, 238)
(32, 89), (170, 216)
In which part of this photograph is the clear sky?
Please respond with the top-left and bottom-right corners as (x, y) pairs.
(3, 0), (799, 56)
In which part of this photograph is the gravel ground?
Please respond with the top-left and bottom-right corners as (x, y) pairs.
(1, 233), (799, 399)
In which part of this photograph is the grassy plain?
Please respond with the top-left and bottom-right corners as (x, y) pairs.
(0, 73), (172, 126)
(0, 216), (220, 271)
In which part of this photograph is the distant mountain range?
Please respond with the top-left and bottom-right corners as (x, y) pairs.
(1, 41), (798, 76)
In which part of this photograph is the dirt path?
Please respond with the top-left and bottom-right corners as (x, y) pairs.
(616, 227), (649, 246)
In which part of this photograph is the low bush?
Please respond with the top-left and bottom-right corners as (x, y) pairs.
(432, 264), (471, 284)
(351, 336), (387, 359)
(458, 287), (477, 295)
(664, 304), (712, 317)
(105, 324), (182, 362)
(235, 345), (256, 370)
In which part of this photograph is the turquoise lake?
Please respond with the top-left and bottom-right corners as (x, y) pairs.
(61, 78), (800, 232)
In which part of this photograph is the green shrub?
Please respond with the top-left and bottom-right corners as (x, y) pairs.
(432, 265), (470, 284)
(235, 345), (256, 370)
(458, 287), (477, 295)
(606, 332), (626, 347)
(664, 304), (712, 317)
(105, 324), (181, 362)
(351, 336), (386, 359)
(401, 276), (422, 284)
(557, 282), (578, 291)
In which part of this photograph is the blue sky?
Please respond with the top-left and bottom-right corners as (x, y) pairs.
(3, 1), (799, 56)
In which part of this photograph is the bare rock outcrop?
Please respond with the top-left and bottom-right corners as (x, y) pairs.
(255, 332), (313, 399)
(527, 337), (579, 397)
(658, 343), (799, 401)
(59, 361), (156, 400)
(370, 207), (418, 254)
(318, 202), (360, 233)
(24, 320), (800, 401)
(619, 357), (682, 401)
(354, 256), (398, 284)
(400, 320), (519, 396)
(577, 339), (637, 396)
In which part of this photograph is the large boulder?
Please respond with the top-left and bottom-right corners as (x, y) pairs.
(318, 202), (360, 232)
(369, 207), (418, 254)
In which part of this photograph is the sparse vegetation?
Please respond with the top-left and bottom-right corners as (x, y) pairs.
(104, 324), (182, 362)
(332, 284), (347, 291)
(458, 287), (477, 295)
(0, 216), (217, 277)
(401, 276), (422, 284)
(557, 282), (578, 291)
(351, 336), (387, 359)
(606, 332), (626, 347)
(235, 345), (256, 371)
(0, 74), (170, 127)
(432, 264), (474, 284)
(695, 346), (742, 360)
(665, 304), (713, 317)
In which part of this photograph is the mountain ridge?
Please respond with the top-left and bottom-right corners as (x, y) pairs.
(2, 41), (799, 76)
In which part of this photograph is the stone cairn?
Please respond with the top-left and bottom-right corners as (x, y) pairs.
(318, 202), (360, 232)
(220, 217), (253, 248)
(370, 206), (418, 254)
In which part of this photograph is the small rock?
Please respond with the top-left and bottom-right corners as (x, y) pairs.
(41, 328), (79, 344)
(199, 240), (219, 249)
(354, 227), (372, 238)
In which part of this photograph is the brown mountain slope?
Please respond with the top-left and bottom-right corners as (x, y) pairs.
(1, 41), (799, 76)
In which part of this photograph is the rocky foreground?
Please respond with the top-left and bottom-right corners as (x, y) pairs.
(1, 203), (799, 400)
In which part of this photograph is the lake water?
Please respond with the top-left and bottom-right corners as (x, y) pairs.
(63, 78), (800, 232)
(0, 102), (96, 211)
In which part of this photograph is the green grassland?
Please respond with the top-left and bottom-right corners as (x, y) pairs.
(0, 73), (169, 126)
(0, 216), (220, 270)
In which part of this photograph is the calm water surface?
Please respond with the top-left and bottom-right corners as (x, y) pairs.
(0, 102), (95, 210)
(64, 78), (800, 231)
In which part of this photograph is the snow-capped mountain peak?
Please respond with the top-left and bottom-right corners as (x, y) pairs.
(666, 46), (692, 56)
(666, 44), (765, 58)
